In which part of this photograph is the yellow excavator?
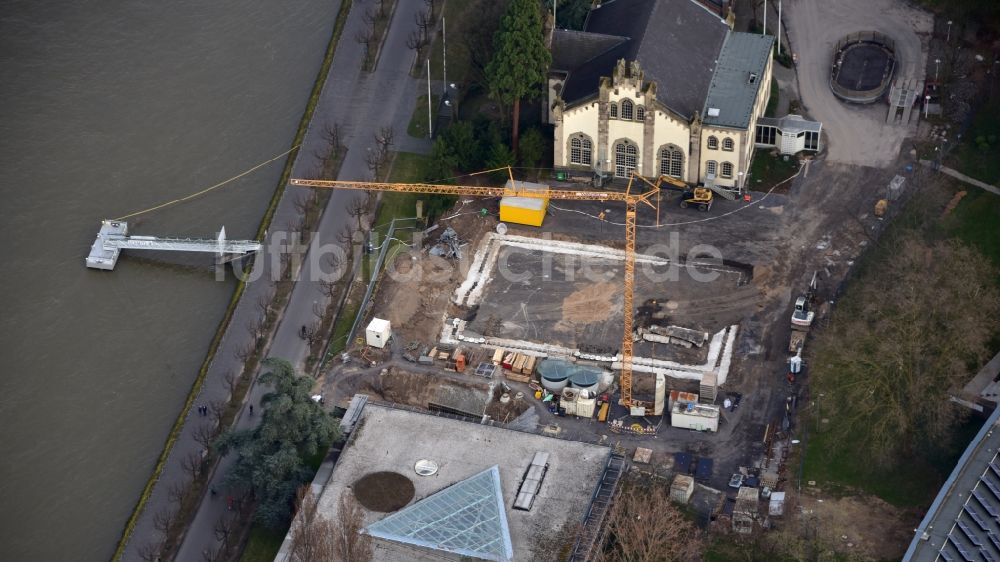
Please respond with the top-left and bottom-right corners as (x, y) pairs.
(652, 175), (714, 212)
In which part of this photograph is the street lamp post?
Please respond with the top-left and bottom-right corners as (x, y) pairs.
(946, 20), (953, 43)
(763, 0), (767, 35)
(777, 0), (782, 56)
(934, 58), (941, 82)
(925, 95), (931, 118)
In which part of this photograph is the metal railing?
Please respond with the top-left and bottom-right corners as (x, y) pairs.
(830, 31), (897, 104)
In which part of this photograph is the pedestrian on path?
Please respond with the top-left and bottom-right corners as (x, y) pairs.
(249, 404), (253, 416)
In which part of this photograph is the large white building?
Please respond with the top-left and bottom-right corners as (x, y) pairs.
(548, 0), (775, 192)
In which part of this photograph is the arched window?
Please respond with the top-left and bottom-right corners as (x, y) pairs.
(658, 145), (684, 178)
(635, 106), (645, 121)
(620, 98), (634, 120)
(706, 160), (718, 177)
(614, 140), (638, 178)
(569, 135), (593, 166)
(721, 161), (734, 178)
(707, 136), (719, 150)
(722, 137), (735, 151)
(609, 102), (618, 119)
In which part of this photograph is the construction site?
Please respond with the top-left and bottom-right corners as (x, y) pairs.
(292, 152), (903, 549)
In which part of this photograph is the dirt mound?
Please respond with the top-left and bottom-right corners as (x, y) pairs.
(562, 282), (616, 324)
(352, 471), (415, 512)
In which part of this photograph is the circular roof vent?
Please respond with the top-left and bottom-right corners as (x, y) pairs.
(414, 459), (439, 476)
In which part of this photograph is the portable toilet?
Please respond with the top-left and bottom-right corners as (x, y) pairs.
(500, 180), (549, 227)
(365, 318), (392, 348)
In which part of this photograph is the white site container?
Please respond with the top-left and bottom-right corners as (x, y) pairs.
(670, 401), (720, 432)
(365, 318), (392, 349)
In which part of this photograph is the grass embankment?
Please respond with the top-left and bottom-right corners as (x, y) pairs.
(802, 181), (1000, 508)
(950, 102), (1000, 186)
(406, 93), (440, 138)
(326, 152), (435, 355)
(109, 2), (354, 561)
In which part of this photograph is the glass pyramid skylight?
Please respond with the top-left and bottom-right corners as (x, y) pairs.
(364, 465), (513, 561)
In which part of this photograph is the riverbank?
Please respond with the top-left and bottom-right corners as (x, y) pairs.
(113, 2), (353, 560)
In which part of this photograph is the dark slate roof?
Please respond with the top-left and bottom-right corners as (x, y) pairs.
(559, 0), (729, 120)
(551, 29), (627, 72)
(702, 32), (774, 129)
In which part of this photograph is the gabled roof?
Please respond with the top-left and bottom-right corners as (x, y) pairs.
(702, 32), (774, 129)
(557, 0), (729, 120)
(551, 29), (627, 72)
(365, 466), (514, 562)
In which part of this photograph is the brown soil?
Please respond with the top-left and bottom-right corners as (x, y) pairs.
(360, 367), (488, 408)
(373, 211), (496, 345)
(352, 471), (415, 512)
(562, 282), (616, 324)
(796, 492), (915, 560)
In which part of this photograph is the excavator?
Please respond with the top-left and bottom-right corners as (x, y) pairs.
(650, 174), (714, 212)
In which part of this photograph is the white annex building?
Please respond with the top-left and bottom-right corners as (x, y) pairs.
(547, 0), (775, 192)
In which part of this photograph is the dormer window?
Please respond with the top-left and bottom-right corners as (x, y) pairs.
(749, 72), (758, 84)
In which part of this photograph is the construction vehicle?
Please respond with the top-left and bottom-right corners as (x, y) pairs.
(289, 168), (660, 410)
(650, 174), (714, 212)
(788, 272), (819, 353)
(679, 188), (714, 212)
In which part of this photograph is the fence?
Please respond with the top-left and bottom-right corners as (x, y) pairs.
(830, 31), (897, 104)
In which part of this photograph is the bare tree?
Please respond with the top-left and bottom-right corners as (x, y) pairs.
(376, 126), (394, 153)
(223, 369), (240, 395)
(200, 545), (224, 562)
(208, 399), (226, 425)
(136, 540), (163, 562)
(348, 195), (370, 232)
(337, 224), (355, 246)
(321, 121), (342, 154)
(245, 318), (263, 345)
(406, 29), (426, 53)
(168, 478), (189, 504)
(213, 514), (235, 545)
(333, 491), (373, 562)
(415, 10), (433, 43)
(597, 475), (704, 562)
(235, 342), (255, 363)
(811, 231), (1000, 466)
(180, 451), (204, 479)
(152, 507), (176, 534)
(193, 423), (217, 449)
(355, 26), (374, 58)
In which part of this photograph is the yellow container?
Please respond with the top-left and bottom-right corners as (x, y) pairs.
(500, 196), (548, 227)
(534, 390), (543, 400)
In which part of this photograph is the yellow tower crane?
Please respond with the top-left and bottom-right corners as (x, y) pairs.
(289, 170), (660, 409)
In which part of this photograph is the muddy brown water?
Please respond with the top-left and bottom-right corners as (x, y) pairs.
(0, 1), (335, 559)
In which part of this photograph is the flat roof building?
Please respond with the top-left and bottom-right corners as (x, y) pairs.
(277, 402), (614, 562)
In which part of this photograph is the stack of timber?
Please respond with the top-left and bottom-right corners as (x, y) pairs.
(492, 347), (537, 382)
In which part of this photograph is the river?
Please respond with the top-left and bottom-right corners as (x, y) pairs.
(0, 0), (336, 559)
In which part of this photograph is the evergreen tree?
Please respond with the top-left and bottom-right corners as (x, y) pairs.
(486, 0), (551, 156)
(215, 358), (339, 529)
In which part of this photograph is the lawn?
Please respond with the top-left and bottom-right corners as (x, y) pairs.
(239, 524), (285, 562)
(427, 0), (473, 82)
(950, 102), (1000, 185)
(748, 149), (799, 191)
(406, 93), (439, 138)
(944, 187), (1000, 269)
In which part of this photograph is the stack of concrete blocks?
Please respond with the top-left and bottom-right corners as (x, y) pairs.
(670, 474), (695, 505)
(733, 486), (760, 534)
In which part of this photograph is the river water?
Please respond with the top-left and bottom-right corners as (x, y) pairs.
(0, 1), (335, 559)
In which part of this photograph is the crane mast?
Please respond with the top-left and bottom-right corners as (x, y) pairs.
(289, 170), (660, 407)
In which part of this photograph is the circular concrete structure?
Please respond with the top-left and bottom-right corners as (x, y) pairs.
(830, 31), (896, 104)
(353, 471), (415, 511)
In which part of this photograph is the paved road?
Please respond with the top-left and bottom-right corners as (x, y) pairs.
(164, 1), (435, 560)
(783, 0), (931, 166)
